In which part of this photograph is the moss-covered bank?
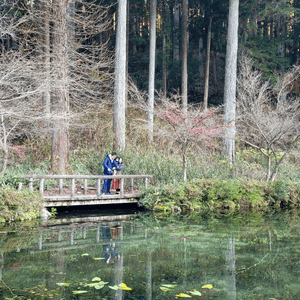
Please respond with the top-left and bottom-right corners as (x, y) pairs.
(0, 187), (45, 223)
(139, 179), (300, 215)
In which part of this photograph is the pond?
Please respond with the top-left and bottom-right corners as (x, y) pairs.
(1, 208), (300, 300)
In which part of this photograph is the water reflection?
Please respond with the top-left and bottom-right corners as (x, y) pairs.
(1, 211), (300, 299)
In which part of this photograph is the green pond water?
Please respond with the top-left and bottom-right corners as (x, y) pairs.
(1, 208), (300, 300)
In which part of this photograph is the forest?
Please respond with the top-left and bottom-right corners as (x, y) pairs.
(1, 0), (300, 219)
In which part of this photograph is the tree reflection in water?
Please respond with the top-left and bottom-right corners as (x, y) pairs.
(0, 212), (300, 299)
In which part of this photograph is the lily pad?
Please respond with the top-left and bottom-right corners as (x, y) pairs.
(72, 290), (88, 294)
(56, 283), (70, 287)
(189, 290), (202, 296)
(161, 284), (177, 288)
(94, 284), (104, 290)
(92, 277), (101, 282)
(119, 283), (132, 290)
(160, 287), (172, 292)
(176, 293), (192, 298)
(109, 285), (119, 290)
(201, 284), (213, 289)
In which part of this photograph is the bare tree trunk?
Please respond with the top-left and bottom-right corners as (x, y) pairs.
(0, 115), (8, 175)
(181, 0), (188, 111)
(41, 0), (51, 117)
(162, 33), (167, 97)
(148, 0), (157, 145)
(114, 0), (127, 151)
(223, 0), (239, 165)
(212, 50), (217, 84)
(126, 0), (130, 108)
(203, 7), (213, 111)
(173, 0), (180, 62)
(199, 37), (204, 77)
(183, 142), (187, 182)
(266, 152), (271, 182)
(51, 0), (70, 174)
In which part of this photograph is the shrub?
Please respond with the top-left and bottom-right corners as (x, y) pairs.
(0, 186), (45, 223)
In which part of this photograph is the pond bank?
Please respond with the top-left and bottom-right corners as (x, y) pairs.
(139, 179), (300, 215)
(1, 178), (300, 223)
(0, 187), (45, 223)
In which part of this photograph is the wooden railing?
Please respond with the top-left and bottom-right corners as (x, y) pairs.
(21, 174), (152, 200)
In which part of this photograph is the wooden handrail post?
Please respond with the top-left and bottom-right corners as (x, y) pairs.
(130, 178), (134, 193)
(18, 182), (22, 191)
(59, 179), (63, 195)
(29, 178), (33, 192)
(83, 179), (88, 195)
(39, 179), (44, 197)
(97, 179), (101, 197)
(71, 178), (75, 197)
(145, 177), (149, 189)
(120, 178), (124, 197)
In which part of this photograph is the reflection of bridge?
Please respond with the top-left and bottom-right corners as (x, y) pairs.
(21, 174), (152, 207)
(30, 215), (150, 254)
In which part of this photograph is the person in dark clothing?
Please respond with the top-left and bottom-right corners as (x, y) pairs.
(101, 152), (117, 195)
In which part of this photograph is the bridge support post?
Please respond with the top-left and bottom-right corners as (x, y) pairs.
(120, 178), (124, 197)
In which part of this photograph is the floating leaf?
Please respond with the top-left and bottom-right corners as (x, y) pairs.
(93, 257), (105, 260)
(94, 284), (104, 290)
(81, 253), (89, 257)
(87, 283), (96, 287)
(161, 284), (177, 288)
(160, 287), (172, 292)
(189, 290), (202, 296)
(109, 285), (119, 290)
(92, 277), (101, 282)
(56, 283), (70, 287)
(201, 284), (213, 289)
(119, 283), (132, 290)
(176, 293), (192, 298)
(72, 290), (88, 294)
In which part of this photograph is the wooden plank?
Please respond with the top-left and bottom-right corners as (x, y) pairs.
(44, 198), (138, 207)
(43, 193), (137, 201)
(23, 174), (152, 179)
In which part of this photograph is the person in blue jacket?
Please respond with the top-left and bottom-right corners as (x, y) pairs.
(101, 152), (117, 195)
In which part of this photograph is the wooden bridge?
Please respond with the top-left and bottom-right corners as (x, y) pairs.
(21, 174), (152, 207)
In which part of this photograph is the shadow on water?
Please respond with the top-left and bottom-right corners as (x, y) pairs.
(1, 209), (300, 299)
(53, 203), (147, 223)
